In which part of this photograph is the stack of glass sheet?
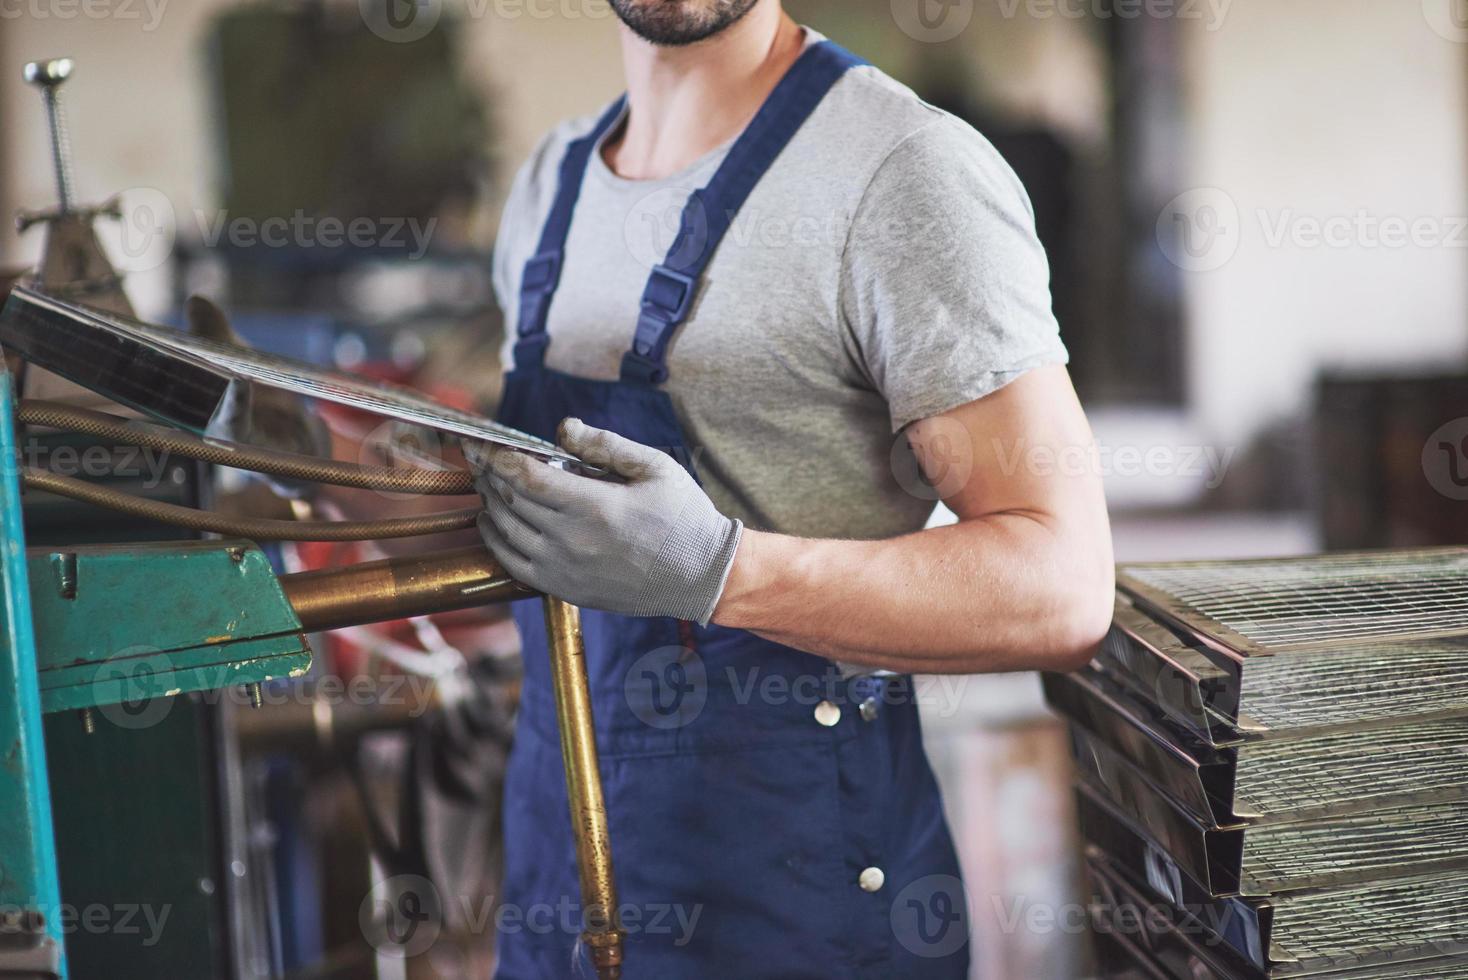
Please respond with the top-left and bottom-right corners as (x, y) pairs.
(1044, 549), (1468, 978)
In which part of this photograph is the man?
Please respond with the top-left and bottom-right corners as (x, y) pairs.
(473, 1), (1114, 976)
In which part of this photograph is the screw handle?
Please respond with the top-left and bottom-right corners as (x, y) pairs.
(23, 58), (76, 213)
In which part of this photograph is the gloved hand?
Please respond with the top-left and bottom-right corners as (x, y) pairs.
(466, 418), (743, 625)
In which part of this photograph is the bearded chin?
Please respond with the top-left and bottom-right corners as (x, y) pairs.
(609, 0), (762, 46)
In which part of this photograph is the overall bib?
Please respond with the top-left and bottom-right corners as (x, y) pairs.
(494, 41), (968, 979)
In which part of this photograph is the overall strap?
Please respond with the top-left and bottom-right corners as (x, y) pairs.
(514, 96), (628, 367)
(620, 40), (867, 385)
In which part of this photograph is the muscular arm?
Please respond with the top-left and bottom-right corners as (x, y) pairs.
(710, 364), (1114, 675)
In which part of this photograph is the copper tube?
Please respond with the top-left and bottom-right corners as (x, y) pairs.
(234, 679), (435, 760)
(278, 546), (535, 632)
(543, 596), (624, 979)
(21, 466), (479, 541)
(18, 399), (475, 495)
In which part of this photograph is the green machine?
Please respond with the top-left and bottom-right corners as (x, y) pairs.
(0, 51), (627, 980)
(0, 441), (314, 978)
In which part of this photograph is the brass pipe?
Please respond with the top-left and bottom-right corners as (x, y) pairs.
(280, 555), (625, 978)
(279, 546), (535, 632)
(543, 596), (624, 979)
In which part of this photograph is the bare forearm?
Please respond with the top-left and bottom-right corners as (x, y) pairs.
(711, 515), (1113, 674)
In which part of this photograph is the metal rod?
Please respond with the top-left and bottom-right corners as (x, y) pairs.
(543, 596), (624, 980)
(23, 59), (76, 214)
(22, 466), (479, 541)
(278, 546), (535, 632)
(40, 87), (74, 212)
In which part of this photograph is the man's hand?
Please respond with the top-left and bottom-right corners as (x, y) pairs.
(467, 418), (743, 624)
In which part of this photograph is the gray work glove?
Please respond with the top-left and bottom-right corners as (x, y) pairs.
(466, 418), (743, 625)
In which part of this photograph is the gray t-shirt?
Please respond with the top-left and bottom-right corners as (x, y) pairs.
(493, 31), (1067, 542)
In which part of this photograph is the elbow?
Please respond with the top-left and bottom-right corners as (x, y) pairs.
(1042, 558), (1114, 674)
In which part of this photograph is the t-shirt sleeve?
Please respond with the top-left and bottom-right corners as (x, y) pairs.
(838, 115), (1069, 433)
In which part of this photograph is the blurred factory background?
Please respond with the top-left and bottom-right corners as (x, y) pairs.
(2, 1), (1465, 978)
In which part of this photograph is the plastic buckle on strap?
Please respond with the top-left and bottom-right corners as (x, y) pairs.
(513, 334), (550, 366)
(620, 346), (670, 385)
(517, 250), (563, 338)
(522, 250), (563, 293)
(629, 264), (698, 355)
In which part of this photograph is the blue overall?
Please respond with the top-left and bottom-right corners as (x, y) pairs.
(494, 41), (968, 979)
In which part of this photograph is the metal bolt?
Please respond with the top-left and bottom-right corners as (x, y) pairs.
(78, 707), (95, 734)
(247, 683), (263, 709)
(23, 58), (76, 213)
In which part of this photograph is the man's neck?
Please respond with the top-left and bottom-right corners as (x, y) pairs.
(604, 3), (805, 181)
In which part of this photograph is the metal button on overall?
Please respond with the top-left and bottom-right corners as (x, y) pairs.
(859, 867), (886, 892)
(814, 700), (841, 727)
